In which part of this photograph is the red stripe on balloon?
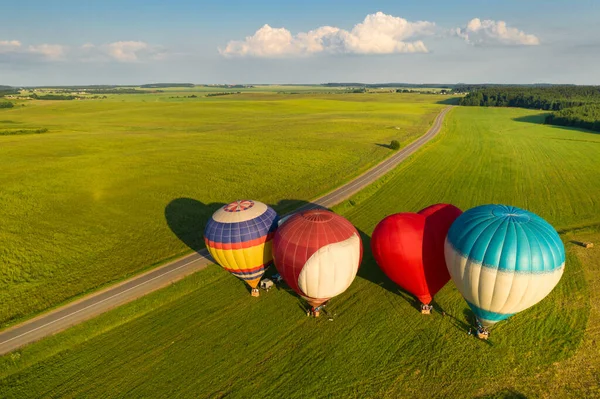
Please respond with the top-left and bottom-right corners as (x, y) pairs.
(222, 262), (270, 274)
(205, 232), (274, 250)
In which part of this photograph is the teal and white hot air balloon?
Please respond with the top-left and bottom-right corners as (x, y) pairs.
(444, 204), (565, 327)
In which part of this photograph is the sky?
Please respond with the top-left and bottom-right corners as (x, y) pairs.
(1, 0), (599, 85)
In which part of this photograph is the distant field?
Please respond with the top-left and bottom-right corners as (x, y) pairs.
(14, 85), (451, 102)
(1, 107), (598, 398)
(0, 92), (445, 326)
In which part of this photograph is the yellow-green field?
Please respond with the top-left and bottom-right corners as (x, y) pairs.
(0, 92), (445, 326)
(1, 107), (598, 398)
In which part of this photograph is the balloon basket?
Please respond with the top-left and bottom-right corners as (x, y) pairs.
(476, 330), (489, 340)
(314, 310), (320, 318)
(251, 289), (260, 297)
(421, 308), (431, 315)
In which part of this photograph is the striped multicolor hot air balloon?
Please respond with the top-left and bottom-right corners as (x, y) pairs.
(444, 204), (565, 327)
(204, 200), (279, 296)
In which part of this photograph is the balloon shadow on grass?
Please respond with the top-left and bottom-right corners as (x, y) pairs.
(164, 197), (327, 298)
(355, 229), (425, 313)
(165, 198), (225, 253)
(164, 197), (327, 253)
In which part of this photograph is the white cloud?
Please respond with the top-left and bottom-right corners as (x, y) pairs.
(0, 39), (165, 64)
(454, 18), (540, 46)
(0, 40), (21, 53)
(1, 40), (65, 60)
(77, 41), (164, 62)
(28, 44), (67, 60)
(220, 12), (434, 57)
(106, 41), (149, 62)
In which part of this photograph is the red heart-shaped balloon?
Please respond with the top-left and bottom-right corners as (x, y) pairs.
(370, 203), (462, 304)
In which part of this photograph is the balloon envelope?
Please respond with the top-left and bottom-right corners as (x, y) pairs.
(371, 203), (462, 304)
(273, 210), (362, 307)
(204, 200), (279, 288)
(445, 204), (565, 327)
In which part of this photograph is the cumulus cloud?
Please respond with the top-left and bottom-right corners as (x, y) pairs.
(0, 40), (66, 61)
(28, 44), (67, 60)
(220, 12), (435, 57)
(454, 18), (540, 46)
(106, 41), (149, 62)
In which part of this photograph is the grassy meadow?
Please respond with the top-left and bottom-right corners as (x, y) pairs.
(0, 92), (446, 326)
(1, 107), (599, 398)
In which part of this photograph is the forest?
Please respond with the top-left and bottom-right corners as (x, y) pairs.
(459, 85), (600, 132)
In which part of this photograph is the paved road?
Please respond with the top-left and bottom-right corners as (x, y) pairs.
(0, 106), (453, 355)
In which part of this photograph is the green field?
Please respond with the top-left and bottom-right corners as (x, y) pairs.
(1, 107), (598, 398)
(0, 92), (446, 327)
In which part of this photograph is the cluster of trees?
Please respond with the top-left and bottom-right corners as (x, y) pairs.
(206, 92), (240, 97)
(545, 104), (600, 132)
(452, 83), (562, 94)
(459, 86), (600, 133)
(324, 83), (453, 89)
(203, 84), (249, 89)
(169, 95), (198, 99)
(0, 101), (14, 108)
(396, 89), (449, 95)
(0, 86), (18, 97)
(84, 88), (157, 94)
(34, 85), (118, 90)
(458, 86), (600, 110)
(141, 83), (194, 88)
(31, 93), (76, 100)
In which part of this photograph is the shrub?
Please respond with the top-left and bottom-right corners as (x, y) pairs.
(0, 101), (14, 109)
(0, 128), (48, 136)
(389, 140), (400, 150)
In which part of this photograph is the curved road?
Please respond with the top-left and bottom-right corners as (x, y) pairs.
(0, 106), (453, 355)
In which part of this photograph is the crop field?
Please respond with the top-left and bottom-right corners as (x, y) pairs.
(1, 107), (598, 398)
(0, 92), (446, 326)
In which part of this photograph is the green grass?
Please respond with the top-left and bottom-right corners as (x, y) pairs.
(1, 107), (598, 398)
(0, 93), (445, 327)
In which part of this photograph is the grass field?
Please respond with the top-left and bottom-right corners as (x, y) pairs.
(1, 107), (598, 398)
(0, 92), (446, 327)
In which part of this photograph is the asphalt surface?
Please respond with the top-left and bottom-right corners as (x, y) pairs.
(0, 105), (452, 355)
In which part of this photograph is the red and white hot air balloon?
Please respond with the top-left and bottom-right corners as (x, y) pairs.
(272, 209), (362, 316)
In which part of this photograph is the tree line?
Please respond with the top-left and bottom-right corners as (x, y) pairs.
(545, 104), (600, 132)
(458, 86), (600, 132)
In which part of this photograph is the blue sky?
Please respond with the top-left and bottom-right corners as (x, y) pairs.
(1, 0), (598, 85)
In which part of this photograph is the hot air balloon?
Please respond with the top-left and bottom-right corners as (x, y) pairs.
(445, 204), (565, 330)
(272, 209), (362, 317)
(371, 204), (462, 312)
(204, 200), (279, 297)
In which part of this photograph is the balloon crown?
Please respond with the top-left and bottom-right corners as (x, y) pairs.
(301, 210), (334, 223)
(491, 205), (531, 223)
(223, 200), (255, 212)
